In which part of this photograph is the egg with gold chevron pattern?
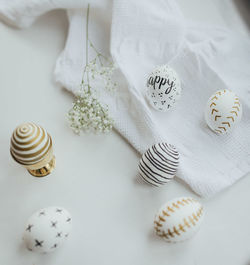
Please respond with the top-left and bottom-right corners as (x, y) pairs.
(205, 89), (242, 135)
(10, 122), (55, 177)
(154, 197), (204, 243)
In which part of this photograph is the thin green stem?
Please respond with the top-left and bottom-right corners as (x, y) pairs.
(97, 54), (104, 67)
(89, 40), (109, 61)
(86, 3), (90, 92)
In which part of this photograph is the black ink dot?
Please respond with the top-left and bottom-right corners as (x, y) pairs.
(51, 221), (57, 228)
(56, 232), (62, 238)
(39, 211), (45, 216)
(51, 243), (57, 249)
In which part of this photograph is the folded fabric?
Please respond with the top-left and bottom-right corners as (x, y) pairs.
(1, 0), (250, 197)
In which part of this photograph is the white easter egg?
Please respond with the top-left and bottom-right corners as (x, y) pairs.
(146, 65), (181, 111)
(23, 206), (72, 254)
(154, 197), (204, 243)
(138, 142), (179, 187)
(205, 89), (242, 134)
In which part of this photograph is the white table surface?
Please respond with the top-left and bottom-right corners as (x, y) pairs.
(0, 1), (250, 265)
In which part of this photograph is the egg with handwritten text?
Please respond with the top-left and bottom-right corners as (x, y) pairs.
(23, 206), (72, 254)
(154, 197), (204, 243)
(146, 65), (181, 111)
(205, 89), (242, 134)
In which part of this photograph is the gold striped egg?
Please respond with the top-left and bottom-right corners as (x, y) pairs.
(10, 122), (55, 177)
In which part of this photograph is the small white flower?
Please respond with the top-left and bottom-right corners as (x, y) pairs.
(67, 4), (116, 134)
(67, 87), (114, 134)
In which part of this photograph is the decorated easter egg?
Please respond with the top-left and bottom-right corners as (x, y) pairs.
(146, 65), (181, 111)
(10, 122), (52, 166)
(10, 122), (55, 177)
(154, 197), (204, 243)
(23, 206), (72, 253)
(205, 89), (242, 134)
(138, 142), (179, 186)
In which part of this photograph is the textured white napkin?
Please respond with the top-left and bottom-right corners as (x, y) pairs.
(1, 0), (250, 197)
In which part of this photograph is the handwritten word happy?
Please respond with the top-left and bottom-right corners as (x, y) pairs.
(147, 75), (174, 94)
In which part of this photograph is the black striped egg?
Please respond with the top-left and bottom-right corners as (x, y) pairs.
(138, 142), (179, 186)
(10, 122), (52, 166)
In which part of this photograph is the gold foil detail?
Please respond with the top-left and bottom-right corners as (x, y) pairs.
(10, 123), (56, 177)
(155, 206), (204, 241)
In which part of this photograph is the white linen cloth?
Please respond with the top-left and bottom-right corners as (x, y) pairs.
(1, 0), (250, 197)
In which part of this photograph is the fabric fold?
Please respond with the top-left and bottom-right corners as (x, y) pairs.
(0, 0), (250, 197)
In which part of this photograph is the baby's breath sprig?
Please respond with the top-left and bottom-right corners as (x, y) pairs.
(67, 3), (116, 134)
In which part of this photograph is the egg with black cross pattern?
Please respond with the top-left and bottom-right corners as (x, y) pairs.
(23, 206), (72, 253)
